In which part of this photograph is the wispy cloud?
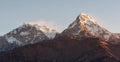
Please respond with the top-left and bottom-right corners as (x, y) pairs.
(26, 20), (61, 32)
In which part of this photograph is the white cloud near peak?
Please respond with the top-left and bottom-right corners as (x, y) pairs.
(26, 21), (61, 32)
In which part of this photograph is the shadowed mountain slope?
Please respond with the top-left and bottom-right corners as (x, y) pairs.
(0, 37), (119, 62)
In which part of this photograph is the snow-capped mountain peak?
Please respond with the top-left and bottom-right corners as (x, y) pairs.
(4, 23), (49, 46)
(68, 13), (100, 29)
(0, 23), (58, 51)
(62, 13), (118, 41)
(80, 13), (98, 24)
(26, 23), (58, 39)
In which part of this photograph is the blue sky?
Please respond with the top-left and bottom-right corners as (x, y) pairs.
(0, 0), (120, 35)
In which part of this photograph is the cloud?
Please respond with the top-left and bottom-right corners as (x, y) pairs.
(26, 20), (61, 32)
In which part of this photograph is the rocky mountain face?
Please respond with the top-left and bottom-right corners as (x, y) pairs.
(0, 36), (10, 51)
(61, 13), (120, 43)
(0, 37), (120, 62)
(0, 23), (57, 52)
(4, 24), (49, 45)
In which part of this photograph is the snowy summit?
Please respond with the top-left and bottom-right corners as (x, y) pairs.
(27, 23), (58, 39)
(62, 13), (119, 41)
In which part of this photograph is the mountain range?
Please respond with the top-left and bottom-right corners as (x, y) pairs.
(0, 13), (120, 62)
